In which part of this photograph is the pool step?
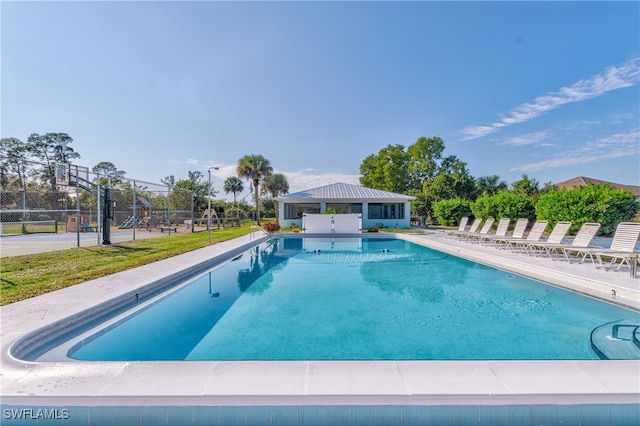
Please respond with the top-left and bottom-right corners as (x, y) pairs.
(590, 320), (640, 360)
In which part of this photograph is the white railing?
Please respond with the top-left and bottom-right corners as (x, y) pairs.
(250, 225), (271, 240)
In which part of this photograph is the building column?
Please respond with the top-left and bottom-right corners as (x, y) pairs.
(362, 202), (368, 227)
(279, 202), (285, 223)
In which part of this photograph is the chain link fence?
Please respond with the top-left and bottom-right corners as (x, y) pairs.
(1, 161), (194, 257)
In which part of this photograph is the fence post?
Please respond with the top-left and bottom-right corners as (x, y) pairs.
(191, 191), (195, 233)
(96, 172), (101, 246)
(167, 185), (172, 235)
(133, 180), (137, 241)
(75, 164), (80, 247)
(21, 188), (26, 222)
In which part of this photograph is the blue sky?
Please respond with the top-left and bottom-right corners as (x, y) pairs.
(2, 1), (639, 201)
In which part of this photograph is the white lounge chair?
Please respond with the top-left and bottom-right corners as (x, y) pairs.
(450, 218), (482, 240)
(476, 217), (511, 245)
(488, 218), (529, 248)
(521, 221), (572, 256)
(566, 222), (640, 272)
(495, 220), (549, 252)
(463, 218), (495, 242)
(530, 222), (601, 261)
(446, 216), (469, 238)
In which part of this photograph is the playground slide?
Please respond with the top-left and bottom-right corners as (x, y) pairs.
(118, 215), (137, 229)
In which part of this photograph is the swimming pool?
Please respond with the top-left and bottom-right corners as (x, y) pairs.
(34, 236), (639, 362)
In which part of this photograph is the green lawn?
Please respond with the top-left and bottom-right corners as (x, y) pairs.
(0, 225), (253, 305)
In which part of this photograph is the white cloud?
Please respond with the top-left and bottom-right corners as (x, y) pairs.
(208, 165), (361, 200)
(281, 169), (361, 194)
(461, 56), (640, 140)
(513, 129), (639, 172)
(500, 131), (549, 146)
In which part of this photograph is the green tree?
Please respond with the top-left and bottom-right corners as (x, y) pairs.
(360, 136), (463, 223)
(261, 173), (289, 220)
(406, 136), (445, 189)
(92, 161), (126, 186)
(261, 173), (289, 198)
(172, 171), (209, 213)
(359, 144), (411, 192)
(224, 176), (244, 205)
(237, 154), (273, 225)
(511, 174), (541, 202)
(45, 133), (79, 164)
(0, 137), (29, 189)
(421, 156), (476, 221)
(224, 176), (245, 220)
(27, 133), (79, 189)
(409, 191), (429, 222)
(260, 198), (276, 219)
(359, 136), (446, 194)
(161, 175), (176, 187)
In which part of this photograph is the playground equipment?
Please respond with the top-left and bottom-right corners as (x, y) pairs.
(67, 214), (94, 232)
(118, 215), (138, 229)
(196, 209), (221, 228)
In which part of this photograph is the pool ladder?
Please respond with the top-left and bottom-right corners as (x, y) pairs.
(250, 225), (272, 240)
(590, 320), (640, 359)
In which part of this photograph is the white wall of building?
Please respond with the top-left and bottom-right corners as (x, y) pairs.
(279, 201), (413, 230)
(302, 214), (362, 233)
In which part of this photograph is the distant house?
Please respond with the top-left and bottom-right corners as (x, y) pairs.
(274, 182), (416, 230)
(554, 176), (640, 198)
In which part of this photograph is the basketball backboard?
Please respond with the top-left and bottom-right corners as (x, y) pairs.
(55, 163), (90, 186)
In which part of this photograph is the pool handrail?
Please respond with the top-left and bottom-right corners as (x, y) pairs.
(250, 224), (271, 240)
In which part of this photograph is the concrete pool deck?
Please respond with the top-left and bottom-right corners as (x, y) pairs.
(1, 231), (639, 424)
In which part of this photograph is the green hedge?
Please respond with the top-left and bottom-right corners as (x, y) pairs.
(470, 192), (536, 222)
(432, 198), (473, 226)
(535, 184), (639, 235)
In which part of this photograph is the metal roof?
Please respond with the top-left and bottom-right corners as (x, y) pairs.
(275, 182), (416, 202)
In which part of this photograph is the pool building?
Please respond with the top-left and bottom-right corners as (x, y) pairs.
(1, 231), (639, 425)
(275, 182), (416, 230)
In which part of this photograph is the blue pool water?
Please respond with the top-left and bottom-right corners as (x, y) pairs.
(66, 237), (639, 361)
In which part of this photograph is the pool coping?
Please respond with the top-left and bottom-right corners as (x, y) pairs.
(1, 232), (639, 407)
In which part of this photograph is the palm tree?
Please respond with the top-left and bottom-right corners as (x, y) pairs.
(476, 175), (508, 197)
(224, 176), (244, 205)
(261, 173), (289, 198)
(224, 176), (244, 220)
(237, 154), (273, 225)
(261, 173), (289, 220)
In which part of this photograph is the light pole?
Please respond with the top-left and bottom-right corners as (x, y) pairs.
(207, 166), (219, 243)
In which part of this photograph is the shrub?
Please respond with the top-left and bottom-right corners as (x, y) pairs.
(536, 185), (640, 235)
(261, 221), (281, 233)
(432, 198), (473, 227)
(471, 192), (535, 222)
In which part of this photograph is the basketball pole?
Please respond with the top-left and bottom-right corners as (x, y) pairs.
(102, 176), (112, 245)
